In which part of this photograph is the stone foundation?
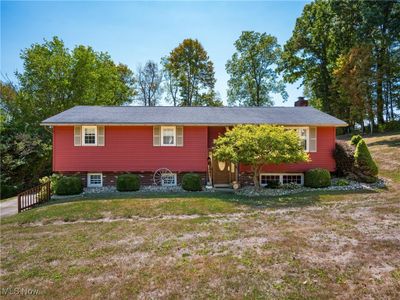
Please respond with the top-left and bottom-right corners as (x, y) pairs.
(238, 172), (255, 186)
(58, 171), (207, 187)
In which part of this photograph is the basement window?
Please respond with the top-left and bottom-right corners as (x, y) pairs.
(161, 173), (177, 186)
(88, 173), (103, 187)
(260, 173), (304, 186)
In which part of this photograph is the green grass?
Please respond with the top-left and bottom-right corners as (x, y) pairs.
(1, 189), (375, 225)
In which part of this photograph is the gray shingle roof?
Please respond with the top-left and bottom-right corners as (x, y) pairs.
(41, 106), (347, 127)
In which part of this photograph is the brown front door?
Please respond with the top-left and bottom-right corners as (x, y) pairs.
(212, 160), (231, 186)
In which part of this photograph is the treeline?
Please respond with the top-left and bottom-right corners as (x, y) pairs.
(1, 0), (399, 198)
(280, 0), (400, 131)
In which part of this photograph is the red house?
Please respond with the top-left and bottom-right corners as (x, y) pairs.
(41, 103), (347, 188)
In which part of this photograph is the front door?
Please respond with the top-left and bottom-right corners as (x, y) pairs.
(212, 160), (231, 186)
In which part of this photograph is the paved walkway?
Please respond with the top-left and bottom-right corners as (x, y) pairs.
(0, 197), (18, 218)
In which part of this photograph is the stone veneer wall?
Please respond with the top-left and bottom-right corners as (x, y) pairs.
(58, 172), (207, 187)
(238, 172), (255, 186)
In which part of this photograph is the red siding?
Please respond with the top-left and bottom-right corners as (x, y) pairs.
(53, 125), (337, 174)
(239, 127), (337, 172)
(53, 126), (208, 172)
(208, 127), (227, 148)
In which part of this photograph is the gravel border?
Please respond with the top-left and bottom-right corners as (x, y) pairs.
(235, 178), (387, 197)
(52, 178), (386, 199)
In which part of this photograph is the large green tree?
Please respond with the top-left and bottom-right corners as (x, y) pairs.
(0, 37), (136, 198)
(281, 0), (400, 127)
(280, 0), (337, 114)
(213, 125), (309, 189)
(226, 31), (287, 106)
(333, 45), (374, 132)
(9, 37), (136, 128)
(163, 39), (219, 106)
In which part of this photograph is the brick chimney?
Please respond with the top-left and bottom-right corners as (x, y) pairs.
(294, 96), (308, 107)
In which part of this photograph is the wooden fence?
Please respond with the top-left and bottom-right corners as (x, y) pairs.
(17, 181), (51, 213)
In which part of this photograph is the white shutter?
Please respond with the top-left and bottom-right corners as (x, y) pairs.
(97, 126), (105, 146)
(309, 127), (317, 152)
(176, 126), (184, 146)
(153, 126), (161, 146)
(74, 126), (82, 146)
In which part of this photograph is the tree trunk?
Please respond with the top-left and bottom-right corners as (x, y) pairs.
(252, 165), (261, 190)
(376, 56), (385, 125)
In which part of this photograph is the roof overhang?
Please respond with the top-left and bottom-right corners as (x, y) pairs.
(41, 122), (348, 127)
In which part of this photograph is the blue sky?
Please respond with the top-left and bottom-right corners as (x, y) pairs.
(1, 1), (308, 106)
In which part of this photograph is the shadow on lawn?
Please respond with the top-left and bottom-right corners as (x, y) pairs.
(367, 136), (400, 148)
(41, 188), (377, 210)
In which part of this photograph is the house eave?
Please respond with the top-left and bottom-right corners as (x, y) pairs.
(40, 122), (348, 127)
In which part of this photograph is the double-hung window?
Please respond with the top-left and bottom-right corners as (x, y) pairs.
(82, 126), (97, 146)
(161, 126), (176, 146)
(296, 128), (308, 152)
(286, 127), (311, 152)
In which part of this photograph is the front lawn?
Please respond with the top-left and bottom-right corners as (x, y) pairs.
(1, 133), (399, 299)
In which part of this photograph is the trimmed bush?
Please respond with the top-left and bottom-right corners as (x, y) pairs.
(354, 140), (378, 177)
(304, 168), (331, 188)
(265, 180), (280, 189)
(54, 176), (82, 195)
(335, 179), (349, 186)
(182, 173), (202, 191)
(351, 135), (363, 146)
(333, 141), (355, 177)
(117, 174), (140, 191)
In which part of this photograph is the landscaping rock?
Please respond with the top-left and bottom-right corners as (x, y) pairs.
(235, 178), (386, 197)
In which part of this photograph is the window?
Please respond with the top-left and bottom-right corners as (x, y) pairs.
(161, 173), (177, 186)
(297, 128), (308, 151)
(260, 173), (304, 186)
(286, 127), (309, 152)
(161, 126), (176, 146)
(260, 175), (280, 186)
(87, 173), (102, 187)
(282, 175), (302, 184)
(83, 126), (97, 146)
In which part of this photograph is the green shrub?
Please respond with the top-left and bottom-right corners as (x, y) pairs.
(40, 173), (62, 193)
(378, 120), (400, 133)
(116, 174), (140, 191)
(54, 176), (82, 195)
(182, 173), (202, 191)
(265, 181), (280, 189)
(335, 179), (349, 186)
(354, 140), (378, 176)
(304, 168), (331, 188)
(351, 135), (363, 146)
(0, 185), (18, 199)
(333, 141), (355, 177)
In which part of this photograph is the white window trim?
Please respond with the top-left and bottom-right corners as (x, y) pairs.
(161, 173), (177, 186)
(87, 173), (103, 187)
(82, 126), (98, 146)
(260, 173), (304, 186)
(161, 126), (176, 146)
(286, 127), (310, 152)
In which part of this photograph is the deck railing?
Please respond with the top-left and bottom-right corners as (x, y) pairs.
(17, 181), (51, 213)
